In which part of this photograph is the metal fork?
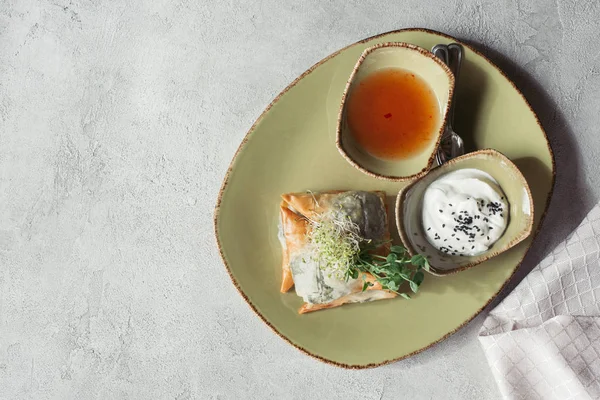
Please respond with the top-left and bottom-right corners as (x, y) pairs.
(433, 43), (465, 165)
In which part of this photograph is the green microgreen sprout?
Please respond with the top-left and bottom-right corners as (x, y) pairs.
(307, 212), (430, 297)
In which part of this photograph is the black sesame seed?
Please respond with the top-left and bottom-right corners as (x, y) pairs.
(439, 209), (443, 213)
(452, 233), (455, 237)
(427, 227), (431, 231)
(472, 246), (475, 249)
(487, 236), (490, 240)
(442, 224), (445, 228)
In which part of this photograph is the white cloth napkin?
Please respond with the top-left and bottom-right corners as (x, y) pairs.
(479, 205), (600, 400)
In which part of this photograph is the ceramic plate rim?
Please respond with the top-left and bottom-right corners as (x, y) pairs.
(213, 28), (556, 369)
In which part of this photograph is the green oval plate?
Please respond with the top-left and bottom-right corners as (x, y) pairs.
(214, 28), (555, 368)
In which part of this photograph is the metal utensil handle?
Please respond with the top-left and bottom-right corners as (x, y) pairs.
(446, 43), (463, 130)
(431, 44), (451, 140)
(431, 44), (449, 68)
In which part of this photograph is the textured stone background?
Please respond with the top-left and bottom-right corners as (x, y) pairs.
(1, 0), (599, 399)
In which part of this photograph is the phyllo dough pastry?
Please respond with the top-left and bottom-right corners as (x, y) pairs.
(278, 190), (397, 314)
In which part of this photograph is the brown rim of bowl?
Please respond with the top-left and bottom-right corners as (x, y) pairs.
(395, 148), (535, 276)
(336, 42), (455, 182)
(213, 28), (557, 369)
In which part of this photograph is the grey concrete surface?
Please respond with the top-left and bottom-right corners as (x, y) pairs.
(1, 0), (599, 399)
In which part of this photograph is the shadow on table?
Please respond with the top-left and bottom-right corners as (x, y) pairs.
(455, 39), (596, 310)
(381, 38), (595, 369)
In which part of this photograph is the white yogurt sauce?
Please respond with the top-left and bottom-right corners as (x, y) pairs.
(421, 168), (509, 256)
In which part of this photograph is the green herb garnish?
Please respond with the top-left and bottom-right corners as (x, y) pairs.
(308, 212), (429, 296)
(351, 243), (429, 295)
(307, 211), (362, 280)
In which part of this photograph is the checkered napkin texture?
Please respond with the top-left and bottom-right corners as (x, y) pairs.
(479, 205), (600, 400)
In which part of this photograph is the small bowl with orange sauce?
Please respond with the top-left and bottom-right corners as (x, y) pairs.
(336, 42), (455, 181)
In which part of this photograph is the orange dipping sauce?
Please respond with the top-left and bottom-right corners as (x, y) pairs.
(346, 68), (440, 160)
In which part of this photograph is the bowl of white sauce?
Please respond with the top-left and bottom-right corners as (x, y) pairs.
(395, 149), (534, 275)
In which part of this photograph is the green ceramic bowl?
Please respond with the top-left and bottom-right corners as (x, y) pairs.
(396, 149), (535, 276)
(214, 28), (554, 368)
(336, 42), (454, 181)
